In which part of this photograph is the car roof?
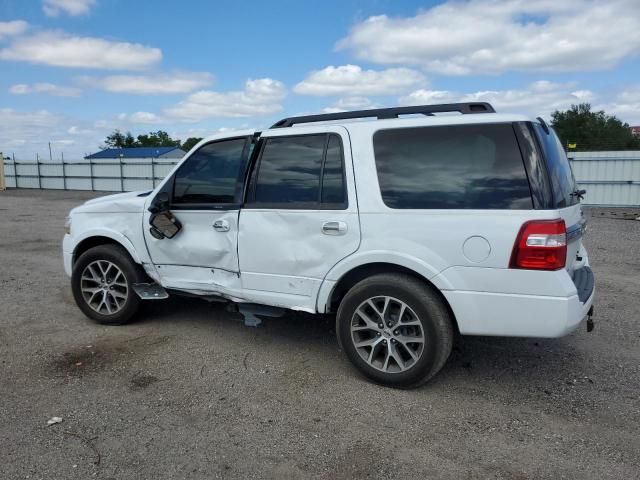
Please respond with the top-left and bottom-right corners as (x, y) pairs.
(285, 112), (534, 132)
(196, 112), (537, 147)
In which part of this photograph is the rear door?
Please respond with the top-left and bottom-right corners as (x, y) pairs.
(533, 124), (584, 273)
(238, 126), (360, 311)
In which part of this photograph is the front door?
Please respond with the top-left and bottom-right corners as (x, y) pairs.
(238, 127), (360, 311)
(143, 136), (252, 294)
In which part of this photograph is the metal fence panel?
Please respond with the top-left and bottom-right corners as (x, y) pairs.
(2, 157), (182, 193)
(3, 152), (640, 206)
(568, 151), (640, 206)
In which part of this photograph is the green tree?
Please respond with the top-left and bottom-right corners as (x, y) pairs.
(550, 103), (640, 151)
(136, 130), (181, 147)
(102, 129), (181, 149)
(181, 137), (203, 151)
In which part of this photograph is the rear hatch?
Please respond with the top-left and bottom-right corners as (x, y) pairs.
(532, 123), (585, 274)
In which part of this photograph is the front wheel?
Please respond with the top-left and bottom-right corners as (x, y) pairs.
(336, 273), (454, 388)
(71, 244), (145, 325)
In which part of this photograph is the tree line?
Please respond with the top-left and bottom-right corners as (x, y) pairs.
(102, 104), (640, 154)
(103, 129), (202, 152)
(551, 104), (640, 151)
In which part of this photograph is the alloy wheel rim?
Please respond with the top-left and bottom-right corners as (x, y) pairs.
(350, 296), (425, 373)
(80, 260), (128, 315)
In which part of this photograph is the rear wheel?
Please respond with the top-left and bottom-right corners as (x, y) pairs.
(71, 244), (145, 325)
(336, 273), (453, 388)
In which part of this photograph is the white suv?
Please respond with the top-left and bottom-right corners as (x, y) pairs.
(63, 103), (595, 388)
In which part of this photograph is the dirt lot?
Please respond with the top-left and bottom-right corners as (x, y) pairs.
(0, 188), (639, 480)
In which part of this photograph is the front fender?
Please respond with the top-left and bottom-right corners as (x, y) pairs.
(68, 228), (143, 265)
(315, 250), (453, 313)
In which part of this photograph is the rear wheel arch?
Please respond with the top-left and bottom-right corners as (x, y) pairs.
(327, 262), (459, 335)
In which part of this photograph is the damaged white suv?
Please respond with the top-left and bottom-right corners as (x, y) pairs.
(63, 103), (595, 388)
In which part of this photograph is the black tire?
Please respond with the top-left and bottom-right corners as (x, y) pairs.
(71, 244), (145, 325)
(336, 273), (454, 388)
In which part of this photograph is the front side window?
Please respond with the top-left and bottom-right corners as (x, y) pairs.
(373, 123), (533, 209)
(251, 134), (347, 208)
(173, 138), (247, 204)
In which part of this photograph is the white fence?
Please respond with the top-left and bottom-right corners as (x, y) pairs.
(2, 157), (179, 192)
(3, 152), (640, 207)
(568, 151), (640, 207)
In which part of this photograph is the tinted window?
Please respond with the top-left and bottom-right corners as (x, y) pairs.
(374, 124), (533, 209)
(534, 125), (578, 208)
(321, 135), (346, 205)
(514, 122), (554, 209)
(254, 135), (325, 204)
(173, 138), (246, 204)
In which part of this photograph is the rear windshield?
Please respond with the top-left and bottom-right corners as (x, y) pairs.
(533, 125), (578, 208)
(373, 123), (533, 209)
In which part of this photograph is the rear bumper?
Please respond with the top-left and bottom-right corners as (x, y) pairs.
(442, 268), (595, 338)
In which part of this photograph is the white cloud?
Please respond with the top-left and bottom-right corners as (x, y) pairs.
(0, 20), (28, 40)
(43, 0), (96, 17)
(337, 0), (640, 75)
(399, 81), (596, 119)
(0, 32), (161, 70)
(0, 108), (120, 159)
(598, 87), (640, 125)
(9, 82), (81, 97)
(80, 72), (214, 94)
(127, 111), (163, 124)
(294, 64), (425, 96)
(68, 125), (94, 135)
(165, 78), (286, 121)
(323, 96), (377, 113)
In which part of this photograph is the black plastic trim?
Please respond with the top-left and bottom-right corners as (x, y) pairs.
(271, 103), (495, 128)
(573, 266), (594, 303)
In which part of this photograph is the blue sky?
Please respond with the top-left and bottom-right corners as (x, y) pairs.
(1, 0), (639, 159)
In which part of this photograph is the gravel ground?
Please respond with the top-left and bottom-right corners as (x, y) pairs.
(0, 188), (639, 480)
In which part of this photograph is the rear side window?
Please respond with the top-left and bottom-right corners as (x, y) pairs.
(373, 123), (533, 209)
(250, 134), (347, 208)
(533, 125), (578, 208)
(254, 134), (325, 204)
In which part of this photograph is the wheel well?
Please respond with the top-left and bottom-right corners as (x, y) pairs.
(327, 262), (459, 333)
(73, 236), (121, 265)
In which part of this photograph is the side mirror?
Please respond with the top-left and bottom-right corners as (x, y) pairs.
(149, 191), (170, 214)
(149, 210), (182, 239)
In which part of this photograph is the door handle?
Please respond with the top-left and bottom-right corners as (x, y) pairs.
(322, 221), (347, 236)
(213, 220), (230, 232)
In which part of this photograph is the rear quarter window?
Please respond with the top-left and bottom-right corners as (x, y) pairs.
(373, 123), (533, 209)
(533, 125), (578, 208)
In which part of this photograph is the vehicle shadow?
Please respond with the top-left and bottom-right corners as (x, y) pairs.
(134, 295), (590, 390)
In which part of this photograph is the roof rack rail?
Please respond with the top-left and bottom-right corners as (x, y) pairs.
(271, 102), (495, 128)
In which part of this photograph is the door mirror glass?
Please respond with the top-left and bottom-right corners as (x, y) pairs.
(149, 211), (182, 239)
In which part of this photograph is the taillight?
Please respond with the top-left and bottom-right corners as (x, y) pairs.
(510, 219), (567, 271)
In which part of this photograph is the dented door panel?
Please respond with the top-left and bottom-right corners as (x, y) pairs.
(238, 209), (360, 302)
(237, 126), (361, 310)
(142, 209), (240, 291)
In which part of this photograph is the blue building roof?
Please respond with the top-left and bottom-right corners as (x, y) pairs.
(85, 147), (184, 159)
